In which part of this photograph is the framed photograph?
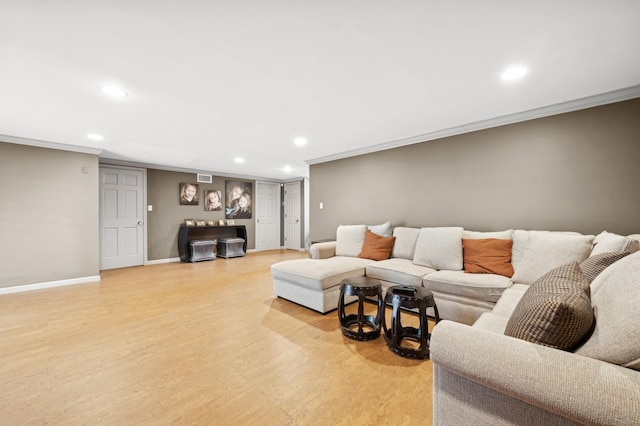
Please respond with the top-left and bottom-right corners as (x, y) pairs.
(196, 220), (206, 227)
(204, 189), (222, 211)
(184, 219), (196, 227)
(227, 219), (235, 226)
(218, 219), (225, 226)
(179, 183), (200, 205)
(225, 180), (253, 219)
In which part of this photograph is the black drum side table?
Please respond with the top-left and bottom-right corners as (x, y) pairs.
(383, 286), (440, 359)
(338, 277), (384, 341)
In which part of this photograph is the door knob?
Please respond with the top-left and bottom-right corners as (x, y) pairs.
(138, 221), (143, 226)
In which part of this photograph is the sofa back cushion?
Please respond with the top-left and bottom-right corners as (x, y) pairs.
(335, 224), (367, 257)
(575, 251), (640, 370)
(590, 231), (640, 256)
(391, 227), (420, 260)
(412, 227), (464, 271)
(511, 231), (594, 285)
(462, 229), (513, 240)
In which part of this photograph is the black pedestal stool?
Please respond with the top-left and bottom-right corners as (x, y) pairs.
(338, 277), (384, 341)
(383, 286), (440, 359)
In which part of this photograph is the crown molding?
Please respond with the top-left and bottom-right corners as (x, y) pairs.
(99, 158), (286, 183)
(0, 134), (103, 155)
(306, 85), (640, 165)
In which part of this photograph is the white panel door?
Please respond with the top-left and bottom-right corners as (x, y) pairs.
(100, 167), (144, 270)
(255, 182), (280, 251)
(284, 182), (301, 250)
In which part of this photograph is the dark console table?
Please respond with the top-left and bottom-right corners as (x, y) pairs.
(178, 224), (247, 262)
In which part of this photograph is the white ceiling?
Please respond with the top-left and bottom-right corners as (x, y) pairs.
(2, 1), (639, 180)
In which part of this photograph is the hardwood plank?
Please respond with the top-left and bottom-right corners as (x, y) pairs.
(0, 250), (434, 425)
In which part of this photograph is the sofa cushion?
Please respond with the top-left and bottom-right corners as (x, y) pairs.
(504, 262), (593, 351)
(462, 238), (514, 277)
(590, 231), (640, 256)
(423, 270), (511, 302)
(462, 229), (513, 240)
(358, 230), (396, 261)
(511, 231), (594, 285)
(335, 224), (367, 257)
(511, 230), (530, 272)
(271, 256), (373, 291)
(490, 284), (530, 318)
(366, 258), (435, 287)
(579, 251), (630, 284)
(367, 221), (392, 237)
(413, 227), (464, 270)
(511, 230), (583, 273)
(473, 312), (510, 334)
(575, 251), (640, 370)
(391, 227), (420, 260)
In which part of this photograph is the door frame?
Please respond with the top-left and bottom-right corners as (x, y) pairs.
(98, 164), (147, 269)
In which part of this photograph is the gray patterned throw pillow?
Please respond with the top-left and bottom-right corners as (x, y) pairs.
(579, 251), (630, 284)
(504, 261), (593, 351)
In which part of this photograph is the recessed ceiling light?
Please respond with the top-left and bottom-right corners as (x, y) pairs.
(234, 157), (245, 164)
(501, 66), (527, 81)
(283, 165), (293, 173)
(87, 133), (104, 141)
(101, 85), (128, 98)
(294, 137), (307, 147)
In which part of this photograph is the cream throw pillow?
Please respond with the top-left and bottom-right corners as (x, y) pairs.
(367, 221), (392, 237)
(412, 227), (464, 271)
(590, 231), (640, 256)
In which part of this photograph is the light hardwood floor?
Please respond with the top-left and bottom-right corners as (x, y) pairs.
(0, 250), (434, 425)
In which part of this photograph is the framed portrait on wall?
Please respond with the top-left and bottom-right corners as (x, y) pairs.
(225, 180), (253, 219)
(204, 189), (222, 211)
(179, 183), (199, 205)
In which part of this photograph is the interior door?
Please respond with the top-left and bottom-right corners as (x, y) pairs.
(100, 166), (145, 270)
(284, 181), (301, 250)
(255, 181), (280, 251)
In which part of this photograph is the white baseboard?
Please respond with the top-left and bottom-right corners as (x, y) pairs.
(0, 275), (101, 295)
(146, 257), (181, 265)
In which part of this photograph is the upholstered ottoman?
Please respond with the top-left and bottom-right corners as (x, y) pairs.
(271, 256), (373, 313)
(217, 237), (245, 258)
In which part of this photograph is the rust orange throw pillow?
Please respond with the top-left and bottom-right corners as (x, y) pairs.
(358, 230), (396, 261)
(462, 238), (514, 277)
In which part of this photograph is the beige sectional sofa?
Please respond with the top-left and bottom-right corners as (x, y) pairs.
(272, 224), (637, 320)
(431, 249), (640, 425)
(271, 224), (640, 424)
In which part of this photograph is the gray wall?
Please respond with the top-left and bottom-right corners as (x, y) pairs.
(146, 169), (256, 260)
(0, 142), (99, 288)
(310, 98), (640, 240)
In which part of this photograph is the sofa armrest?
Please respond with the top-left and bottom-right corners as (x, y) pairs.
(430, 320), (640, 425)
(309, 241), (337, 259)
